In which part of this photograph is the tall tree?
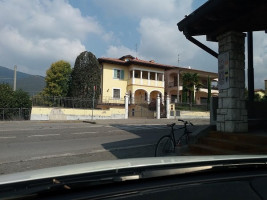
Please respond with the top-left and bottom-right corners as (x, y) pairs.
(182, 73), (202, 106)
(69, 51), (101, 107)
(0, 84), (32, 119)
(13, 89), (32, 108)
(0, 84), (14, 108)
(43, 60), (72, 97)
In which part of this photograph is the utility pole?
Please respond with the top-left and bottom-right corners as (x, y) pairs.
(13, 65), (17, 91)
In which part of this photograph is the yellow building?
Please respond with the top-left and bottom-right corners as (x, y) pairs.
(98, 55), (172, 106)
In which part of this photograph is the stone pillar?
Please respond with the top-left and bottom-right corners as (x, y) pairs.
(166, 95), (170, 119)
(216, 31), (248, 132)
(125, 93), (129, 119)
(156, 94), (160, 119)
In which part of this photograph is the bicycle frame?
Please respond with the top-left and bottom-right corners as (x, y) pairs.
(171, 123), (189, 147)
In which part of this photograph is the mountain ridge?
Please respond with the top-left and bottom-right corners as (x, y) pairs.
(0, 66), (45, 95)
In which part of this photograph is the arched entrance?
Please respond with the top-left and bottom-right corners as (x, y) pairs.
(129, 89), (154, 118)
(134, 89), (148, 104)
(150, 90), (163, 104)
(149, 90), (166, 118)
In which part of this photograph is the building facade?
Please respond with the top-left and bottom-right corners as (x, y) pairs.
(98, 55), (218, 108)
(165, 67), (218, 105)
(98, 55), (172, 106)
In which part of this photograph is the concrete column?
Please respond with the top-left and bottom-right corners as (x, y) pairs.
(177, 71), (180, 103)
(166, 95), (170, 119)
(148, 72), (150, 85)
(156, 94), (160, 119)
(162, 73), (165, 87)
(155, 73), (158, 86)
(13, 65), (17, 91)
(147, 92), (150, 104)
(125, 93), (129, 119)
(131, 92), (135, 104)
(140, 70), (143, 85)
(132, 70), (135, 84)
(216, 31), (248, 133)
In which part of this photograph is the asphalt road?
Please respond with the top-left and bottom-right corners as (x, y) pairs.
(0, 119), (209, 174)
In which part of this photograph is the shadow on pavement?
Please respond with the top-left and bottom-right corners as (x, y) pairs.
(101, 123), (208, 159)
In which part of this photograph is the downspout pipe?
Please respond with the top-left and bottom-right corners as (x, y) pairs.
(247, 31), (254, 102)
(184, 34), (218, 58)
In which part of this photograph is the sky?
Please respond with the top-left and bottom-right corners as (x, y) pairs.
(0, 0), (266, 89)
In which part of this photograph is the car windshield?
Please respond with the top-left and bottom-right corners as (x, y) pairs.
(0, 0), (267, 179)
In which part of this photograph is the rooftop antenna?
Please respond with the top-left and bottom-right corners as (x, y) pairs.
(177, 54), (180, 66)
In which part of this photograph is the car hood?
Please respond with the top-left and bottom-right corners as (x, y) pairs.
(1, 155), (267, 185)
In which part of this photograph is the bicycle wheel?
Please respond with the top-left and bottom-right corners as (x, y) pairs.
(155, 135), (175, 157)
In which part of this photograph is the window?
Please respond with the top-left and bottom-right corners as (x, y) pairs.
(113, 69), (124, 80)
(113, 89), (120, 99)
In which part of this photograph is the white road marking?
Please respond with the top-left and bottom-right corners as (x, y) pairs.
(0, 125), (104, 132)
(0, 136), (16, 139)
(27, 144), (155, 161)
(28, 134), (60, 137)
(30, 153), (76, 160)
(71, 132), (97, 135)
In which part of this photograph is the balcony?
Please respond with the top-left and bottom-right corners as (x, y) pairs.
(128, 78), (164, 87)
(168, 81), (177, 88)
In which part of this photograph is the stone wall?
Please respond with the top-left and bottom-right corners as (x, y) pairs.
(216, 31), (248, 132)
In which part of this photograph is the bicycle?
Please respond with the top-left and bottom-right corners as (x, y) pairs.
(155, 119), (194, 157)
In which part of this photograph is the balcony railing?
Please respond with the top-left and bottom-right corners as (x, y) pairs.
(200, 85), (218, 90)
(168, 81), (178, 88)
(128, 78), (164, 87)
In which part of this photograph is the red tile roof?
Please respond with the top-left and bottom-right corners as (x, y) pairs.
(98, 55), (217, 76)
(98, 56), (177, 70)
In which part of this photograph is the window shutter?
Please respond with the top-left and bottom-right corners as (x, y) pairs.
(113, 69), (117, 79)
(121, 70), (124, 80)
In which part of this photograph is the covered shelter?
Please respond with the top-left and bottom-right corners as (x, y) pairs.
(177, 0), (267, 132)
